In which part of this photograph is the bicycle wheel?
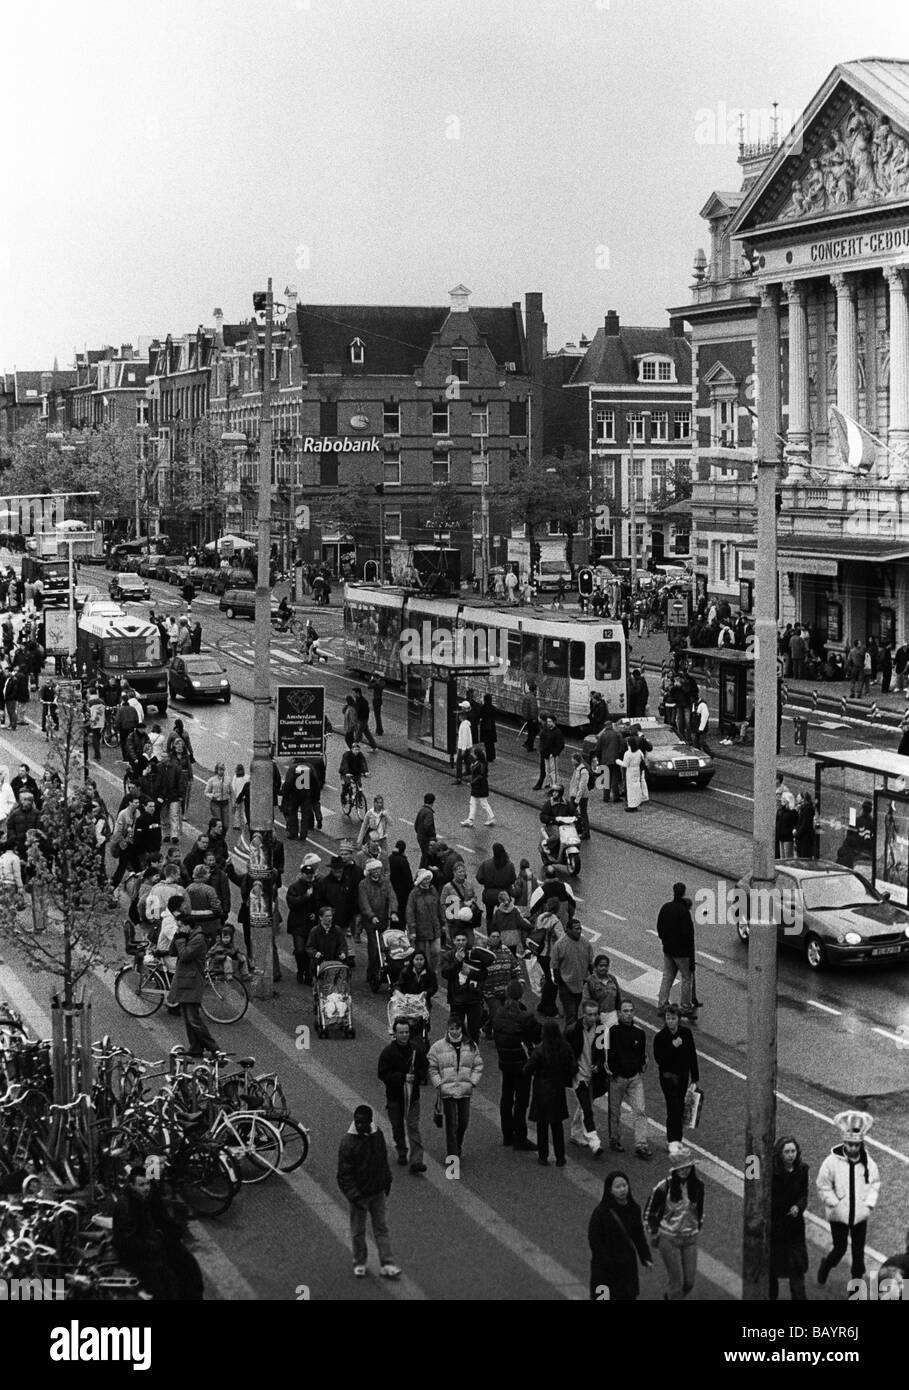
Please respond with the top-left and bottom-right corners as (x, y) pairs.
(272, 1115), (309, 1172)
(201, 974), (248, 1025)
(353, 790), (367, 822)
(102, 724), (119, 748)
(219, 1114), (283, 1183)
(114, 964), (164, 1018)
(176, 1143), (236, 1217)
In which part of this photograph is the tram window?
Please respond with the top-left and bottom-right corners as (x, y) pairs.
(507, 631), (522, 669)
(569, 641), (586, 681)
(594, 641), (622, 682)
(542, 637), (568, 678)
(523, 634), (540, 680)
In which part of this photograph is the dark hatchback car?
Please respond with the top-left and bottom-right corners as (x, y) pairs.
(169, 654), (232, 703)
(733, 859), (909, 970)
(219, 588), (255, 619)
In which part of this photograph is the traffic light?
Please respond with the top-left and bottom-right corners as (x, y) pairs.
(530, 540), (542, 569)
(578, 567), (594, 597)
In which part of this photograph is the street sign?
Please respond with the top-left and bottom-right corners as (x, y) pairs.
(594, 504), (610, 534)
(220, 539), (234, 558)
(294, 503), (311, 532)
(42, 609), (76, 655)
(276, 685), (325, 758)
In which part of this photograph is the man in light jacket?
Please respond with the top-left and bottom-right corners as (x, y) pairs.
(427, 1016), (483, 1162)
(816, 1110), (880, 1285)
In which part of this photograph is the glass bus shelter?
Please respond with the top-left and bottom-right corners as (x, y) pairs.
(812, 747), (909, 906)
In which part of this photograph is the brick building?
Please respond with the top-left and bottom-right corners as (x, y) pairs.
(543, 312), (694, 567)
(208, 286), (544, 576)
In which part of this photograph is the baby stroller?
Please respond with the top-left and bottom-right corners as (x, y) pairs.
(379, 926), (414, 992)
(386, 989), (430, 1044)
(314, 960), (355, 1039)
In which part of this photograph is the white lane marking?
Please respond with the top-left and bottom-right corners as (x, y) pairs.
(872, 1026), (905, 1045)
(710, 787), (753, 802)
(455, 844), (478, 854)
(645, 929), (658, 937)
(601, 909), (627, 921)
(696, 950), (725, 965)
(250, 985), (588, 1300)
(807, 999), (842, 1016)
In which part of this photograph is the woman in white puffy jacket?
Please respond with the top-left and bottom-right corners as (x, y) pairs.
(816, 1110), (880, 1285)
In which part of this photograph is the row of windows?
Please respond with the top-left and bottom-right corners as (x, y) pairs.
(213, 394), (525, 439)
(594, 408), (691, 442)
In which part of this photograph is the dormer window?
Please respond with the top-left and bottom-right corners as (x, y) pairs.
(349, 338), (365, 365)
(637, 356), (675, 384)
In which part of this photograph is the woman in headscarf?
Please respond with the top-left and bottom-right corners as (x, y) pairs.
(587, 1170), (652, 1300)
(770, 1136), (809, 1301)
(619, 734), (649, 814)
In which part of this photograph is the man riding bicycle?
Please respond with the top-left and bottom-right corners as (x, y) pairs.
(339, 742), (369, 790)
(275, 596), (293, 631)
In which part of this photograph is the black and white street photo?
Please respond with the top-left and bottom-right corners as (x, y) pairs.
(2, 0), (909, 1362)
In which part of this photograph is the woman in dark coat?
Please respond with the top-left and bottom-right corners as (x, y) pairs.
(587, 1171), (652, 1301)
(794, 793), (816, 859)
(523, 1018), (578, 1166)
(770, 1136), (809, 1301)
(475, 842), (517, 926)
(171, 922), (220, 1057)
(479, 693), (497, 763)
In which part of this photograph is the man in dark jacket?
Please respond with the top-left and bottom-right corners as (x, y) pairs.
(534, 716), (565, 791)
(171, 920), (220, 1057)
(377, 1018), (428, 1175)
(596, 721), (626, 804)
(413, 793), (437, 867)
(653, 1003), (700, 1151)
(521, 682), (540, 751)
(656, 881), (696, 1021)
(352, 686), (378, 751)
(11, 764), (40, 807)
(336, 1104), (400, 1278)
(492, 980), (540, 1150)
(628, 669), (649, 718)
(389, 840), (414, 919)
(441, 930), (486, 1042)
(6, 791), (41, 860)
(286, 855), (322, 983)
(607, 1000), (651, 1159)
(369, 672), (385, 737)
(316, 856), (357, 937)
(114, 694), (140, 762)
(306, 903), (353, 973)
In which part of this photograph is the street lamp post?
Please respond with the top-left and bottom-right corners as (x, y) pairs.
(743, 285), (782, 1299)
(627, 411), (651, 590)
(249, 280), (276, 1001)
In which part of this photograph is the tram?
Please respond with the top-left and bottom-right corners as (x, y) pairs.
(341, 584), (629, 728)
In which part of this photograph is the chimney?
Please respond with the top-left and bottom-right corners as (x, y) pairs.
(448, 283), (471, 313)
(213, 307), (224, 347)
(524, 291), (546, 466)
(120, 343), (134, 358)
(670, 316), (686, 339)
(579, 334), (590, 348)
(284, 284), (299, 313)
(604, 310), (620, 336)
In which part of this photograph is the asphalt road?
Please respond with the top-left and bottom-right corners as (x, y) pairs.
(0, 569), (903, 1301)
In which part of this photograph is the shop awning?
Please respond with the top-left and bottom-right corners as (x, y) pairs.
(739, 535), (909, 574)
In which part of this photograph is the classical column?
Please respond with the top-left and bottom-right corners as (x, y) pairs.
(885, 265), (909, 484)
(783, 280), (810, 478)
(831, 272), (859, 418)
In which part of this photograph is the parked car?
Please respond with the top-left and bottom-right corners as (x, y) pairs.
(209, 566), (255, 596)
(74, 583), (101, 612)
(733, 860), (909, 971)
(138, 553), (170, 580)
(534, 559), (573, 592)
(169, 654), (231, 703)
(166, 564), (193, 587)
(109, 572), (150, 602)
(220, 588), (255, 619)
(616, 717), (715, 789)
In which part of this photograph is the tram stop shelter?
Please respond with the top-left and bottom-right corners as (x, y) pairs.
(681, 647), (755, 739)
(812, 747), (909, 906)
(406, 661), (495, 765)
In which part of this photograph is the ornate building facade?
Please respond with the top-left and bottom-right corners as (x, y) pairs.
(677, 58), (909, 647)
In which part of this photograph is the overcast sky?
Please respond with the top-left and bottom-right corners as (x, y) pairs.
(2, 0), (907, 368)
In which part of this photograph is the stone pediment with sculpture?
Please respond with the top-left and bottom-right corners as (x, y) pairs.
(781, 94), (909, 220)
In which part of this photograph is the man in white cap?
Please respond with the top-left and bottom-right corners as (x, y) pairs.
(816, 1110), (880, 1286)
(454, 704), (473, 785)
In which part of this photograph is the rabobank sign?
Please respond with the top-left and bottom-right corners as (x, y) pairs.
(301, 437), (381, 452)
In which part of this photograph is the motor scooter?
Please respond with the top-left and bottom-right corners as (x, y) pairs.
(539, 815), (581, 877)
